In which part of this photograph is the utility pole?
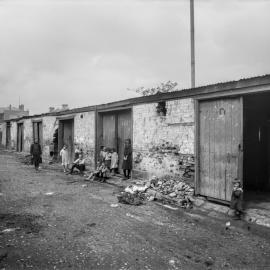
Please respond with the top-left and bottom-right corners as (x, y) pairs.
(190, 0), (195, 88)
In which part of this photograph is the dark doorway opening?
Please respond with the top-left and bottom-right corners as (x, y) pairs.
(17, 123), (24, 152)
(52, 128), (58, 159)
(58, 119), (74, 164)
(243, 92), (270, 210)
(33, 121), (43, 146)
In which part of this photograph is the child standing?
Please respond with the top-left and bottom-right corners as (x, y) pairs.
(110, 148), (118, 176)
(104, 148), (112, 170)
(60, 145), (69, 173)
(230, 179), (244, 219)
(122, 139), (132, 179)
(99, 146), (105, 163)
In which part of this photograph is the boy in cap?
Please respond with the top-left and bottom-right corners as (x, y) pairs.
(230, 178), (244, 219)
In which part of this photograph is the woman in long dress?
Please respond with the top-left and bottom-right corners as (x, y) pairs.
(122, 139), (132, 179)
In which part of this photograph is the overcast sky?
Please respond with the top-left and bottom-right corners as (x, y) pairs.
(0, 0), (269, 114)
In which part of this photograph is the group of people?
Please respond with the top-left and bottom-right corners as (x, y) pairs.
(86, 139), (132, 181)
(59, 145), (86, 175)
(57, 138), (132, 181)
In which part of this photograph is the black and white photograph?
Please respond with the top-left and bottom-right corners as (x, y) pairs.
(0, 0), (270, 269)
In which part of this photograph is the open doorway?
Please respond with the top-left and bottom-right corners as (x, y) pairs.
(58, 119), (74, 164)
(243, 92), (270, 210)
(98, 109), (132, 176)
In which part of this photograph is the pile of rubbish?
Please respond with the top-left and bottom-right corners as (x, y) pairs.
(117, 175), (194, 208)
(117, 188), (146, 206)
(147, 175), (194, 208)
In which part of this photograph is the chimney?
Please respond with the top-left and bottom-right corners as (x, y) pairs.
(62, 104), (69, 110)
(49, 107), (55, 112)
(19, 104), (24, 111)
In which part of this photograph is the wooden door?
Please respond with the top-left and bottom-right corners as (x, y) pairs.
(102, 114), (116, 149)
(117, 110), (132, 170)
(198, 98), (243, 201)
(63, 120), (74, 163)
(59, 119), (74, 164)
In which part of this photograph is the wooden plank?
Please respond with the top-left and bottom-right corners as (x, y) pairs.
(102, 114), (116, 149)
(194, 100), (200, 194)
(208, 100), (216, 198)
(199, 101), (210, 196)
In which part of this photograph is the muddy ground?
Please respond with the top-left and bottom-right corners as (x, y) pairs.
(0, 151), (270, 270)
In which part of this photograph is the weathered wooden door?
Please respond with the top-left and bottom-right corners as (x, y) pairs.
(117, 110), (132, 170)
(59, 119), (74, 163)
(33, 122), (43, 146)
(198, 98), (243, 201)
(102, 114), (116, 149)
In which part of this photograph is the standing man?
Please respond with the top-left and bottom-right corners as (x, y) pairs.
(30, 139), (42, 171)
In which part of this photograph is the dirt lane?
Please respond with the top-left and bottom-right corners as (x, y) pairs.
(0, 151), (270, 270)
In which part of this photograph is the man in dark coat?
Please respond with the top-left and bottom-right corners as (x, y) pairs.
(122, 139), (132, 179)
(30, 139), (42, 171)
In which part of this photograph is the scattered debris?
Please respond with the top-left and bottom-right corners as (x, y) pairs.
(204, 256), (215, 267)
(117, 192), (145, 206)
(81, 184), (87, 188)
(45, 192), (55, 196)
(0, 228), (18, 234)
(162, 205), (178, 211)
(225, 221), (231, 230)
(124, 185), (148, 194)
(110, 203), (119, 208)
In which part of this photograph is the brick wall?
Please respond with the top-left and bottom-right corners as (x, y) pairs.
(23, 119), (32, 153)
(41, 116), (58, 159)
(74, 111), (95, 169)
(132, 98), (195, 178)
(1, 123), (6, 146)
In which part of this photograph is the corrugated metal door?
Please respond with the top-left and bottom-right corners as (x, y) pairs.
(102, 114), (116, 149)
(117, 110), (132, 170)
(199, 98), (243, 201)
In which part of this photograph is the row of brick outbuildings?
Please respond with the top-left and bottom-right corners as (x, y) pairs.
(2, 74), (270, 203)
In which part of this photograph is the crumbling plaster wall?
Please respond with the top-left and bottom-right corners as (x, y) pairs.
(42, 116), (58, 159)
(133, 98), (195, 178)
(10, 120), (17, 150)
(73, 111), (95, 169)
(23, 119), (33, 153)
(1, 123), (6, 147)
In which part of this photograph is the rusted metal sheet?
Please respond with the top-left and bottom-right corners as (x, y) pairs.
(198, 98), (242, 201)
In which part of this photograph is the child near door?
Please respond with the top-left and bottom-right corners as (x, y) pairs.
(60, 145), (69, 173)
(110, 148), (119, 176)
(230, 179), (244, 219)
